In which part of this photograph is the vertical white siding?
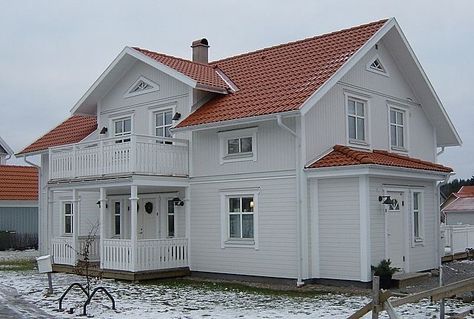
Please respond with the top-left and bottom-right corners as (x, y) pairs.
(190, 177), (298, 278)
(192, 120), (296, 178)
(317, 178), (361, 280)
(369, 177), (437, 272)
(446, 212), (474, 225)
(39, 154), (49, 254)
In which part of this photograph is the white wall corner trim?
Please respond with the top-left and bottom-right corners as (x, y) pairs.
(359, 175), (371, 282)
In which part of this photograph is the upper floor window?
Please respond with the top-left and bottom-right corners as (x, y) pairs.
(347, 97), (367, 144)
(389, 107), (406, 150)
(155, 109), (173, 139)
(218, 128), (257, 164)
(114, 117), (132, 143)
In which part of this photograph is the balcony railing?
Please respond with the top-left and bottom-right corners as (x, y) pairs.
(49, 134), (189, 180)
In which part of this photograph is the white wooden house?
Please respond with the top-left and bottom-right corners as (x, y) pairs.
(17, 18), (461, 284)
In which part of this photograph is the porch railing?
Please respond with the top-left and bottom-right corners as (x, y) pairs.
(49, 134), (189, 180)
(442, 224), (474, 255)
(51, 236), (100, 266)
(102, 238), (188, 272)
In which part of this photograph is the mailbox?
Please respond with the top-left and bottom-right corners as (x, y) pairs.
(36, 255), (53, 273)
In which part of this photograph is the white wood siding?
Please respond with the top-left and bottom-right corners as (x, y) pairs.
(192, 120), (296, 178)
(99, 60), (191, 140)
(446, 212), (474, 225)
(369, 177), (437, 272)
(189, 176), (298, 278)
(317, 178), (361, 280)
(304, 41), (436, 165)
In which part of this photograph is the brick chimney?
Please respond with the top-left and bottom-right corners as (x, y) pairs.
(191, 38), (209, 64)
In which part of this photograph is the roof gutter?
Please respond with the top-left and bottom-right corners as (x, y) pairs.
(276, 114), (304, 287)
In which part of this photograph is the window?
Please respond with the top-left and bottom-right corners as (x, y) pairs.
(366, 55), (389, 76)
(228, 196), (254, 239)
(131, 80), (151, 93)
(389, 107), (406, 150)
(114, 201), (121, 236)
(167, 199), (175, 237)
(347, 97), (367, 143)
(64, 202), (73, 235)
(413, 192), (423, 242)
(155, 109), (173, 140)
(370, 59), (385, 72)
(113, 117), (132, 142)
(124, 76), (160, 98)
(218, 128), (257, 163)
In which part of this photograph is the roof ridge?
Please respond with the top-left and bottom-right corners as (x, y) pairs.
(210, 19), (388, 65)
(132, 47), (217, 69)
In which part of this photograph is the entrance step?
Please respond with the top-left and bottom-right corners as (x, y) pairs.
(392, 272), (431, 288)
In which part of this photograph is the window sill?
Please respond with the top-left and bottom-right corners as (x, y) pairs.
(412, 238), (424, 247)
(223, 239), (255, 248)
(349, 139), (370, 147)
(391, 146), (408, 153)
(221, 152), (255, 164)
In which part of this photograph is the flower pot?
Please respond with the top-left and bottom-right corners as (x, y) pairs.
(379, 275), (393, 289)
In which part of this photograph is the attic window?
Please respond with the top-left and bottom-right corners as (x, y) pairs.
(366, 56), (389, 77)
(124, 76), (160, 98)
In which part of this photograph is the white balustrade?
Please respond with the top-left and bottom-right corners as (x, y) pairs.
(101, 238), (188, 272)
(442, 224), (474, 255)
(78, 236), (100, 262)
(49, 134), (189, 180)
(51, 237), (75, 266)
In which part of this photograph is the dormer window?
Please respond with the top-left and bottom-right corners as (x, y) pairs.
(366, 55), (389, 76)
(124, 76), (160, 98)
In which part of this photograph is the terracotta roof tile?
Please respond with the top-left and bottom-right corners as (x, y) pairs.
(18, 115), (97, 155)
(457, 186), (474, 197)
(307, 145), (452, 173)
(132, 47), (229, 91)
(0, 165), (38, 200)
(178, 19), (387, 127)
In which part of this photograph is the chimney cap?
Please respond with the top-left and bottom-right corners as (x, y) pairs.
(191, 38), (209, 48)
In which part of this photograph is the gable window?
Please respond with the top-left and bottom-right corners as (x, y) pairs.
(347, 97), (367, 144)
(64, 202), (73, 235)
(155, 109), (173, 140)
(131, 81), (151, 93)
(366, 55), (389, 77)
(219, 128), (257, 164)
(124, 76), (160, 98)
(412, 191), (423, 243)
(389, 107), (406, 150)
(114, 117), (132, 143)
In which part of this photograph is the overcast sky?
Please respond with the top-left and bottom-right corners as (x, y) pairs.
(0, 0), (473, 179)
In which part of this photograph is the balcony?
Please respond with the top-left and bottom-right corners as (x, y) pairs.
(49, 134), (189, 180)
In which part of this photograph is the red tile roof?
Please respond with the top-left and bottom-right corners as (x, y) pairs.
(0, 165), (38, 200)
(457, 186), (474, 197)
(307, 145), (452, 173)
(132, 47), (230, 91)
(177, 19), (387, 128)
(18, 115), (97, 155)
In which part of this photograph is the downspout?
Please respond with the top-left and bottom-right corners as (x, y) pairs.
(276, 115), (304, 286)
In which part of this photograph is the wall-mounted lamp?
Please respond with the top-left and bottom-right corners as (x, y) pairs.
(96, 201), (108, 209)
(378, 195), (394, 205)
(172, 112), (181, 121)
(99, 127), (108, 134)
(172, 197), (184, 206)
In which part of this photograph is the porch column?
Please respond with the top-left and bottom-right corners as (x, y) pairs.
(72, 189), (79, 264)
(99, 188), (107, 269)
(130, 185), (138, 272)
(184, 186), (191, 267)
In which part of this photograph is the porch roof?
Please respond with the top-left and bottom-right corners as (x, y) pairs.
(306, 145), (453, 173)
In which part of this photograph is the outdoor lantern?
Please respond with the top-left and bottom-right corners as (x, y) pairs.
(172, 112), (181, 121)
(96, 201), (108, 209)
(172, 197), (184, 206)
(99, 126), (108, 134)
(378, 195), (394, 205)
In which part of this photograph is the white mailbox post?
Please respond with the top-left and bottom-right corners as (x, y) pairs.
(36, 255), (53, 294)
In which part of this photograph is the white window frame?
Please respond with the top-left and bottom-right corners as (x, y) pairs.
(411, 190), (424, 245)
(220, 188), (259, 249)
(62, 201), (73, 236)
(112, 200), (122, 237)
(345, 93), (370, 147)
(387, 103), (409, 153)
(109, 112), (134, 143)
(366, 54), (390, 77)
(166, 198), (177, 238)
(218, 127), (257, 164)
(123, 75), (160, 98)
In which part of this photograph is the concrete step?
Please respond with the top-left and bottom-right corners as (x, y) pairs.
(392, 272), (431, 288)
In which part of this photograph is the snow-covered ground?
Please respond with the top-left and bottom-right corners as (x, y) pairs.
(0, 250), (472, 318)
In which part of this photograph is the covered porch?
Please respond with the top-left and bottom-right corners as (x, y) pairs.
(47, 179), (190, 277)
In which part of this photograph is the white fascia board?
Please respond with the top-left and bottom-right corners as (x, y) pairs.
(15, 150), (47, 157)
(391, 22), (462, 147)
(305, 164), (449, 180)
(172, 110), (300, 133)
(70, 47), (198, 114)
(0, 136), (13, 156)
(300, 18), (397, 116)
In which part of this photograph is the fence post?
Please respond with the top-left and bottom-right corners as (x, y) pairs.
(440, 265), (445, 319)
(372, 275), (380, 319)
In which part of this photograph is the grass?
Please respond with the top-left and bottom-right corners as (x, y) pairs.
(0, 259), (36, 271)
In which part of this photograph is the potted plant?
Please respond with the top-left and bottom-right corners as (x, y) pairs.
(371, 259), (400, 289)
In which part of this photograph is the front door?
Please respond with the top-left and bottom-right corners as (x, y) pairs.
(385, 191), (405, 271)
(137, 197), (158, 239)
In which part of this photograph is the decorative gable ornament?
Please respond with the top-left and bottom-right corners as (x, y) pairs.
(366, 55), (389, 76)
(124, 76), (160, 98)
